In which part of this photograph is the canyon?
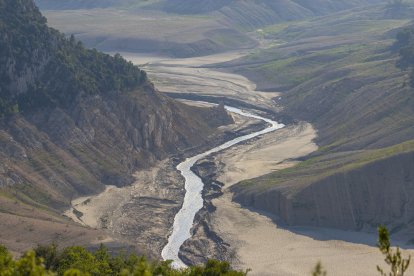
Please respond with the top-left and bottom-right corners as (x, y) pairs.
(2, 0), (414, 275)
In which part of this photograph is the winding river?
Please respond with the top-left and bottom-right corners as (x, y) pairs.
(161, 105), (285, 267)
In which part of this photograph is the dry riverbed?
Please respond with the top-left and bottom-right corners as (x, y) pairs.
(137, 52), (414, 275)
(64, 51), (414, 275)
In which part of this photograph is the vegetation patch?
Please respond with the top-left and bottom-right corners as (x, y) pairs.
(0, 243), (248, 275)
(0, 0), (147, 117)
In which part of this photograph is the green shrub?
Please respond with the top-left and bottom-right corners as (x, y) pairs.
(377, 226), (411, 276)
(0, 244), (247, 276)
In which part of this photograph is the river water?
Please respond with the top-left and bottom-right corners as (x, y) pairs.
(161, 105), (285, 267)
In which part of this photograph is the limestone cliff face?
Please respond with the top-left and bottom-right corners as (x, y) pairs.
(233, 151), (414, 233)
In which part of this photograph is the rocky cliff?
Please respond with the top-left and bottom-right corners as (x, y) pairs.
(0, 0), (233, 252)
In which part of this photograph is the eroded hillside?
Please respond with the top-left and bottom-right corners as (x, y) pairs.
(0, 0), (233, 253)
(226, 3), (414, 236)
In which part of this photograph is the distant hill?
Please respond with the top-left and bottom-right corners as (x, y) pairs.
(37, 0), (386, 16)
(156, 0), (386, 29)
(36, 0), (387, 28)
(35, 0), (387, 57)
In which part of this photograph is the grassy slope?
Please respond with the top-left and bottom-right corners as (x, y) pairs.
(228, 5), (414, 150)
(228, 4), (414, 227)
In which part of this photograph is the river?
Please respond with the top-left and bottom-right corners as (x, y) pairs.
(161, 104), (285, 267)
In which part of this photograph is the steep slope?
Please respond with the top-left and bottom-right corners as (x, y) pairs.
(225, 5), (414, 235)
(0, 0), (232, 253)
